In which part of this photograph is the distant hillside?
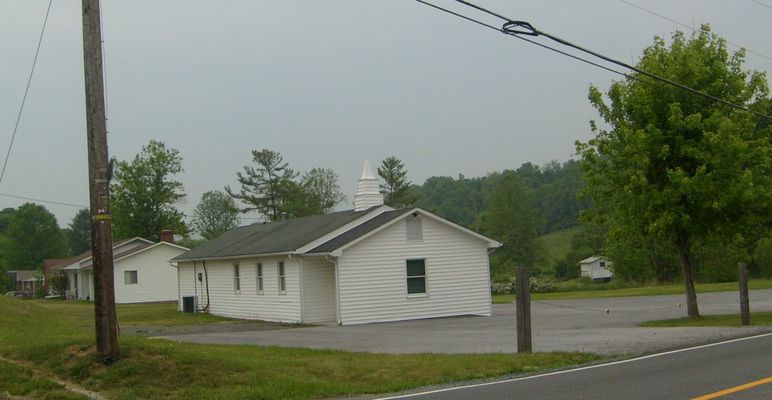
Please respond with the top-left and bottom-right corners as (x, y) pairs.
(539, 225), (583, 264)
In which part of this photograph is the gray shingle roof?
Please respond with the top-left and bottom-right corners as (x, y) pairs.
(308, 209), (410, 254)
(172, 207), (382, 261)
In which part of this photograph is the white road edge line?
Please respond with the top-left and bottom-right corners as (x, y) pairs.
(374, 332), (772, 399)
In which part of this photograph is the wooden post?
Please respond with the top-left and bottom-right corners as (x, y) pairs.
(82, 0), (119, 362)
(516, 266), (532, 353)
(738, 262), (750, 326)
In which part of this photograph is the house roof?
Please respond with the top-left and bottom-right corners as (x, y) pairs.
(64, 238), (188, 271)
(173, 206), (501, 262)
(171, 206), (382, 262)
(579, 256), (607, 264)
(308, 209), (411, 254)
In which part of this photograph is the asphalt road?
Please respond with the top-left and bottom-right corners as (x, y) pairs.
(161, 289), (772, 355)
(373, 333), (772, 400)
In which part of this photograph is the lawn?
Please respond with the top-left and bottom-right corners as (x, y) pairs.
(492, 279), (772, 303)
(640, 311), (772, 327)
(0, 297), (602, 399)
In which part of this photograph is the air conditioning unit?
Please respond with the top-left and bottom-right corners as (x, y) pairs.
(182, 295), (198, 313)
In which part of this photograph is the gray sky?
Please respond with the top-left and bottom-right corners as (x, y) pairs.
(1, 0), (770, 228)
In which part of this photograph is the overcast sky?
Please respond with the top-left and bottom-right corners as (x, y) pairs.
(1, 0), (770, 228)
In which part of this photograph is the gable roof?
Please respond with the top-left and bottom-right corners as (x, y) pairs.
(308, 209), (411, 254)
(579, 256), (608, 264)
(171, 206), (383, 262)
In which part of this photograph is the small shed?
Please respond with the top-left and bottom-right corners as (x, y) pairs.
(579, 256), (613, 281)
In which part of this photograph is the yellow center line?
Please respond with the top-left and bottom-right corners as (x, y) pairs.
(692, 376), (772, 400)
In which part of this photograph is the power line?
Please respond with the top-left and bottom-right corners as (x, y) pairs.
(413, 0), (637, 80)
(616, 0), (772, 61)
(1, 0), (54, 186)
(440, 0), (771, 121)
(749, 0), (772, 12)
(0, 192), (86, 208)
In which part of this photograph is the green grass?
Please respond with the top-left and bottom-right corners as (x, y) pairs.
(538, 226), (582, 263)
(0, 296), (603, 399)
(492, 279), (772, 303)
(0, 358), (90, 400)
(640, 311), (772, 327)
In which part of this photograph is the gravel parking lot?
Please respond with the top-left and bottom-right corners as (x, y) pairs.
(160, 289), (772, 355)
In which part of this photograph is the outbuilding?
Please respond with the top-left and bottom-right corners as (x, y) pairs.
(579, 256), (613, 281)
(172, 160), (501, 325)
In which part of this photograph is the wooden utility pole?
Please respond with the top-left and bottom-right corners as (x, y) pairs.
(739, 262), (750, 326)
(82, 0), (119, 362)
(516, 266), (532, 353)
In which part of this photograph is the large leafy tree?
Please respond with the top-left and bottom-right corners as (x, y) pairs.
(483, 172), (545, 269)
(577, 26), (771, 317)
(66, 208), (91, 255)
(192, 190), (240, 240)
(226, 149), (299, 221)
(378, 156), (418, 208)
(298, 168), (345, 215)
(111, 140), (188, 241)
(5, 203), (68, 270)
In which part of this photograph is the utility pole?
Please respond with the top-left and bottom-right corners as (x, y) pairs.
(516, 266), (532, 353)
(739, 262), (750, 326)
(82, 0), (119, 362)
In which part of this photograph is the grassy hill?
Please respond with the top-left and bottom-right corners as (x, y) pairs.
(539, 225), (582, 264)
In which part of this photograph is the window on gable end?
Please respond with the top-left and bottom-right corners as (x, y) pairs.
(406, 213), (422, 241)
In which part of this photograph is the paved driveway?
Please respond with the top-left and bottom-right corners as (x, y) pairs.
(160, 289), (772, 355)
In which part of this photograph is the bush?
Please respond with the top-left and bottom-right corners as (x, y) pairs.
(490, 275), (557, 294)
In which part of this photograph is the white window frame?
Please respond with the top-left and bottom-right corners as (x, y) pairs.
(278, 261), (286, 294)
(256, 263), (264, 294)
(406, 214), (423, 241)
(405, 259), (428, 297)
(233, 263), (241, 293)
(124, 270), (138, 285)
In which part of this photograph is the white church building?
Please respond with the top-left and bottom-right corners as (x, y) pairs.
(172, 160), (500, 325)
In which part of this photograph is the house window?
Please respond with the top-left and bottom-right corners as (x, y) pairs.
(406, 259), (427, 295)
(124, 270), (138, 284)
(599, 261), (606, 268)
(406, 214), (423, 241)
(256, 263), (264, 294)
(278, 262), (286, 294)
(233, 263), (241, 292)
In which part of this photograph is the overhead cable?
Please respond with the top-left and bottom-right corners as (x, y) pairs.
(616, 0), (772, 62)
(1, 0), (54, 186)
(414, 0), (771, 121)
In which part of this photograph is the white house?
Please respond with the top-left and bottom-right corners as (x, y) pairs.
(61, 234), (189, 303)
(579, 256), (613, 281)
(172, 160), (501, 325)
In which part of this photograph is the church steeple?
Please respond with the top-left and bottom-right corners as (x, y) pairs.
(353, 158), (384, 211)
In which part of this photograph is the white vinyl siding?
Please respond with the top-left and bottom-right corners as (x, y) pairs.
(177, 257), (301, 323)
(301, 257), (337, 323)
(112, 244), (185, 304)
(336, 216), (492, 325)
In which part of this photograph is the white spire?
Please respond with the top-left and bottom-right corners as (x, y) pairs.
(360, 158), (377, 179)
(354, 158), (384, 211)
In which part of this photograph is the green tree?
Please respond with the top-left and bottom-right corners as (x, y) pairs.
(192, 191), (240, 240)
(5, 203), (68, 271)
(299, 168), (345, 215)
(226, 149), (299, 221)
(66, 208), (91, 255)
(753, 232), (772, 279)
(0, 207), (16, 233)
(378, 156), (418, 208)
(577, 26), (771, 317)
(111, 140), (188, 241)
(483, 172), (545, 269)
